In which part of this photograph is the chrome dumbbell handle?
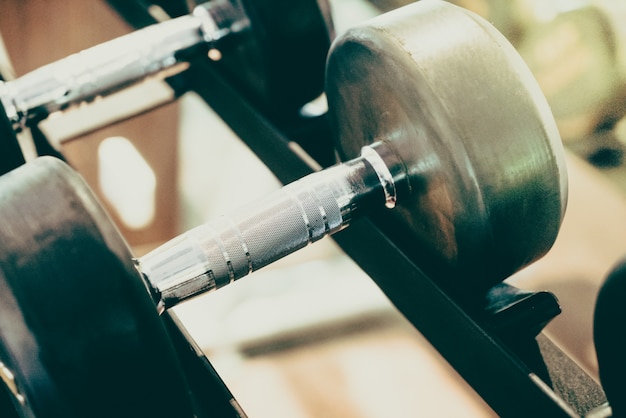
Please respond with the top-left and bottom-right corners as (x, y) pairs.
(139, 142), (403, 313)
(0, 1), (247, 132)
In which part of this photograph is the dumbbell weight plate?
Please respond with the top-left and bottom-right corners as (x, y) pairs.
(0, 157), (194, 417)
(594, 258), (626, 417)
(188, 0), (334, 120)
(0, 99), (23, 175)
(151, 0), (191, 18)
(326, 0), (568, 291)
(0, 64), (24, 175)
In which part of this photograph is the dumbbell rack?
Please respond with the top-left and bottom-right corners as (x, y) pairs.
(106, 2), (609, 417)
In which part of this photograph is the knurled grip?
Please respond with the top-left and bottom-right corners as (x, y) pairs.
(140, 157), (381, 311)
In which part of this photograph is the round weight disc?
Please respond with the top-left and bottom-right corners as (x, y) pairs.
(326, 1), (568, 290)
(594, 258), (626, 417)
(190, 0), (334, 120)
(0, 99), (25, 175)
(0, 157), (194, 417)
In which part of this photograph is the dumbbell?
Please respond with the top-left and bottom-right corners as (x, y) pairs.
(515, 1), (626, 145)
(594, 257), (626, 417)
(0, 0), (332, 135)
(0, 1), (567, 416)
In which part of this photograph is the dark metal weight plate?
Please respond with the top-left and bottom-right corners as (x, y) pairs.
(0, 100), (24, 176)
(326, 1), (568, 292)
(0, 157), (194, 417)
(190, 0), (335, 121)
(594, 258), (626, 417)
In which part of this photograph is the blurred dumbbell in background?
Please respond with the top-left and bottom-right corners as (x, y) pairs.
(0, 0), (333, 164)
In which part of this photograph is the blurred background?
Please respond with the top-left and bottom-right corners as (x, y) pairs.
(3, 0), (626, 416)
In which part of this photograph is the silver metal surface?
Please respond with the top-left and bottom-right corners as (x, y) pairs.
(326, 0), (568, 288)
(0, 1), (247, 132)
(139, 144), (401, 311)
